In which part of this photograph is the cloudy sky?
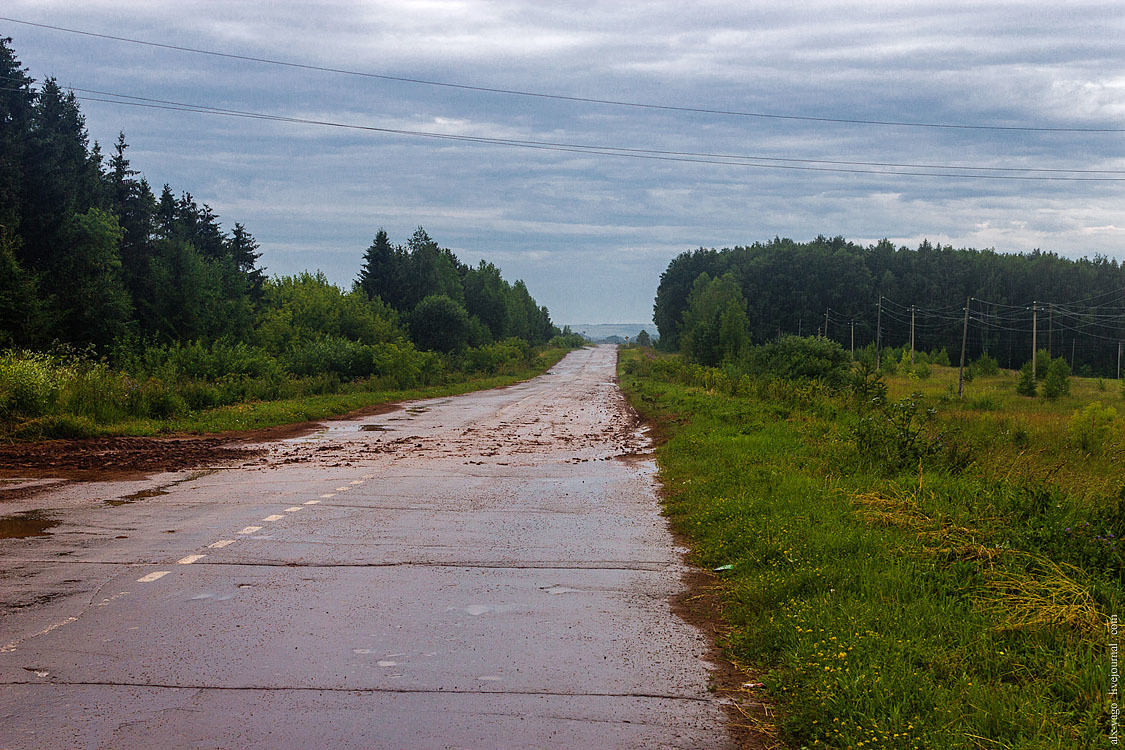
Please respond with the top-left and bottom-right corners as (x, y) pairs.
(3, 2), (1123, 324)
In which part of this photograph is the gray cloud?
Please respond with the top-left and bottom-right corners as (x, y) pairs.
(4, 1), (1123, 323)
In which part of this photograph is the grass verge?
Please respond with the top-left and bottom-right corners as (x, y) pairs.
(7, 347), (571, 440)
(619, 348), (1118, 749)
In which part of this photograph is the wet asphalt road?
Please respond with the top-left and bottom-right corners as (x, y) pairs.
(0, 346), (733, 749)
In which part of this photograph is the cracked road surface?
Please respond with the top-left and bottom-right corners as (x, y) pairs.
(0, 346), (733, 749)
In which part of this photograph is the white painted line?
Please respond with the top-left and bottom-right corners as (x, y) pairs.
(262, 514), (284, 522)
(362, 474), (374, 479)
(303, 500), (320, 505)
(284, 506), (302, 512)
(137, 571), (169, 583)
(335, 487), (350, 492)
(237, 526), (262, 535)
(177, 554), (205, 565)
(320, 493), (336, 498)
(208, 539), (235, 548)
(349, 480), (363, 485)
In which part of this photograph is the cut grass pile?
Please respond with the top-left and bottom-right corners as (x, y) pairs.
(619, 348), (1120, 749)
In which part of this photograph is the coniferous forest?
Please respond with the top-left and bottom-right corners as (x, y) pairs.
(0, 38), (573, 435)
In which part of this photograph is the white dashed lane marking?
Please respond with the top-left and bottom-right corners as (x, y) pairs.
(262, 514), (284, 522)
(303, 500), (320, 505)
(208, 539), (235, 548)
(320, 493), (336, 498)
(284, 507), (302, 513)
(177, 554), (205, 565)
(237, 526), (262, 535)
(335, 487), (350, 492)
(137, 571), (169, 583)
(349, 480), (363, 485)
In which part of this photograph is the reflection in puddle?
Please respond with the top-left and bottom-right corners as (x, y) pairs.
(0, 510), (59, 539)
(106, 488), (168, 506)
(360, 424), (393, 432)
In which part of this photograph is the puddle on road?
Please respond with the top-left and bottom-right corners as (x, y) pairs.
(105, 488), (169, 506)
(359, 424), (393, 432)
(0, 510), (59, 539)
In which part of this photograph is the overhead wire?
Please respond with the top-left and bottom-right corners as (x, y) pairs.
(3, 15), (1124, 134)
(19, 83), (1122, 182)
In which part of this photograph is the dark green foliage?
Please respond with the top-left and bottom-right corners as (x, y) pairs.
(969, 352), (999, 377)
(653, 237), (1125, 375)
(1042, 358), (1072, 399)
(410, 295), (471, 353)
(747, 335), (851, 385)
(635, 330), (652, 347)
(1016, 363), (1037, 396)
(680, 272), (750, 366)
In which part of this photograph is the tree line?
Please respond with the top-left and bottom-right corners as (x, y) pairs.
(0, 37), (558, 357)
(654, 236), (1125, 375)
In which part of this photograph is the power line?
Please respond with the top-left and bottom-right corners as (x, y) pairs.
(10, 82), (1123, 183)
(28, 79), (1122, 177)
(4, 15), (1123, 135)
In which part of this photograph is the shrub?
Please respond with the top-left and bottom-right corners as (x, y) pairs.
(1042, 358), (1071, 399)
(0, 351), (58, 418)
(969, 352), (999, 377)
(410, 295), (471, 353)
(929, 347), (952, 367)
(746, 336), (851, 386)
(1016, 363), (1037, 397)
(1068, 401), (1117, 453)
(851, 392), (937, 473)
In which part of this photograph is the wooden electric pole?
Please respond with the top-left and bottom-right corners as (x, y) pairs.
(1031, 302), (1038, 379)
(958, 297), (970, 398)
(910, 305), (916, 365)
(875, 297), (883, 370)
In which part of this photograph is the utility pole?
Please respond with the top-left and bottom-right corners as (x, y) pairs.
(1048, 304), (1053, 356)
(910, 305), (916, 365)
(1031, 301), (1038, 379)
(824, 308), (830, 340)
(958, 297), (970, 398)
(1118, 341), (1122, 380)
(1071, 339), (1076, 370)
(850, 321), (855, 359)
(875, 297), (883, 370)
(798, 317), (802, 337)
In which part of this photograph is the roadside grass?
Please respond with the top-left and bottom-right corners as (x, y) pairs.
(619, 348), (1118, 749)
(4, 347), (570, 440)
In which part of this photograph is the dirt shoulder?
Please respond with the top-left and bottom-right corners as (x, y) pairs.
(0, 402), (401, 482)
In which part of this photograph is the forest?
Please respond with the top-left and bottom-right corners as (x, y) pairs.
(654, 236), (1125, 376)
(0, 37), (572, 435)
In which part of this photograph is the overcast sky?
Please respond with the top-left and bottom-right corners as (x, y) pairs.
(3, 2), (1123, 324)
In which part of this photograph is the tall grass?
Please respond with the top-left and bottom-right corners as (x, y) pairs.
(0, 341), (572, 439)
(620, 348), (1120, 749)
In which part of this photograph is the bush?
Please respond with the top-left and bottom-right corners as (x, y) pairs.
(1042, 358), (1071, 399)
(0, 351), (58, 418)
(410, 295), (471, 353)
(929, 347), (952, 367)
(969, 352), (999, 377)
(1016, 363), (1037, 397)
(1068, 401), (1117, 453)
(746, 336), (851, 386)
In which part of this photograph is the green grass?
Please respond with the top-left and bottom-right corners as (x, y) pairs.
(6, 347), (571, 440)
(619, 349), (1118, 749)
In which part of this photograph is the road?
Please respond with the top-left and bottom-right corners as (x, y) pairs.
(0, 346), (734, 749)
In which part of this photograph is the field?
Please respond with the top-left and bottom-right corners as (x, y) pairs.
(619, 349), (1122, 749)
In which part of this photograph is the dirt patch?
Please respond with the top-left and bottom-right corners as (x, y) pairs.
(0, 436), (262, 481)
(0, 403), (405, 483)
